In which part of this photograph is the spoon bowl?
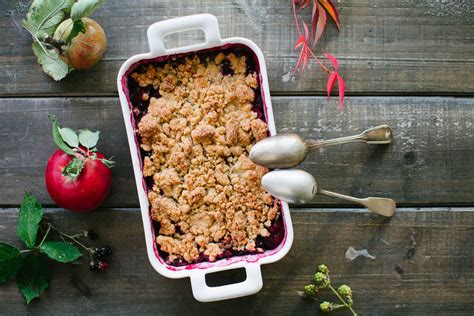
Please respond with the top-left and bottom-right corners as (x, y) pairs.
(262, 169), (396, 217)
(249, 134), (307, 169)
(250, 125), (393, 169)
(261, 169), (316, 204)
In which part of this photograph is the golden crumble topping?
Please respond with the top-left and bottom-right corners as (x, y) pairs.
(131, 52), (278, 264)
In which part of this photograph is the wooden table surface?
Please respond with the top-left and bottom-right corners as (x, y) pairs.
(1, 1), (473, 315)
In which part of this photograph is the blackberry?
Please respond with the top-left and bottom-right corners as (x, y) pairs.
(98, 261), (108, 271)
(84, 229), (98, 240)
(220, 59), (234, 76)
(89, 260), (99, 271)
(90, 260), (108, 272)
(93, 246), (112, 259)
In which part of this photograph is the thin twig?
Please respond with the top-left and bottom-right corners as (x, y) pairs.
(48, 223), (92, 253)
(37, 224), (52, 248)
(308, 49), (332, 74)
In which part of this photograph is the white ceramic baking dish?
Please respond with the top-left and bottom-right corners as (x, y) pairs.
(117, 14), (293, 302)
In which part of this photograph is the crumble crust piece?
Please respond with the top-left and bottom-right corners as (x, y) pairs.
(131, 52), (278, 263)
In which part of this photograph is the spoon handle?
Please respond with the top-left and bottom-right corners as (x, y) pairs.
(318, 189), (396, 217)
(305, 125), (393, 151)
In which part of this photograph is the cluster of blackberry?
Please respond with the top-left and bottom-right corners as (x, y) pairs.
(84, 230), (113, 272)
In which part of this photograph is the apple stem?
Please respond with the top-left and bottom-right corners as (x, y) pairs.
(43, 36), (65, 52)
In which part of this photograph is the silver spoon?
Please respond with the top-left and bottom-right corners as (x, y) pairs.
(250, 125), (393, 169)
(262, 169), (396, 217)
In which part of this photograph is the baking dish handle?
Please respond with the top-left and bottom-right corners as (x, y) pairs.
(189, 263), (263, 302)
(147, 14), (222, 55)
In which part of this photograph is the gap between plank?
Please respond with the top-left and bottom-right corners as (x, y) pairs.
(1, 207), (472, 213)
(1, 92), (474, 99)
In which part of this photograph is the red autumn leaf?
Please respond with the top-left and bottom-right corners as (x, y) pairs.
(319, 0), (341, 31)
(291, 0), (346, 109)
(293, 46), (306, 75)
(326, 72), (337, 97)
(311, 1), (318, 38)
(324, 53), (339, 70)
(294, 36), (305, 49)
(294, 44), (309, 75)
(293, 22), (311, 75)
(312, 2), (327, 47)
(303, 21), (309, 40)
(337, 73), (346, 111)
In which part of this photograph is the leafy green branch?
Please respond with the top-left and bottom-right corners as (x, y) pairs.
(0, 193), (112, 304)
(49, 115), (114, 181)
(21, 0), (105, 80)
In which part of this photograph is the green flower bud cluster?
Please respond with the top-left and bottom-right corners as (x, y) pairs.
(338, 285), (352, 297)
(320, 301), (333, 312)
(338, 284), (353, 305)
(318, 264), (329, 274)
(298, 263), (358, 315)
(303, 284), (318, 297)
(314, 272), (330, 288)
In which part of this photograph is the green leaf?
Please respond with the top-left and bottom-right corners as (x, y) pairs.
(71, 0), (105, 20)
(100, 157), (115, 168)
(40, 241), (82, 263)
(59, 127), (79, 148)
(32, 42), (70, 81)
(0, 243), (20, 259)
(62, 157), (85, 180)
(17, 254), (51, 304)
(66, 19), (85, 43)
(17, 193), (43, 249)
(0, 243), (23, 283)
(23, 0), (75, 37)
(78, 129), (100, 149)
(49, 115), (75, 155)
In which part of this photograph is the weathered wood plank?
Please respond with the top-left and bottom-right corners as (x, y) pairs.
(0, 208), (472, 315)
(1, 0), (474, 96)
(0, 96), (472, 207)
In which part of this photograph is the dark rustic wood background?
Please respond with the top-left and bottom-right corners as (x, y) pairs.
(0, 0), (473, 315)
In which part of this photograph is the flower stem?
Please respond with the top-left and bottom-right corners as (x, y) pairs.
(308, 49), (332, 74)
(48, 223), (92, 253)
(37, 224), (52, 248)
(332, 304), (346, 310)
(292, 1), (302, 36)
(328, 284), (358, 316)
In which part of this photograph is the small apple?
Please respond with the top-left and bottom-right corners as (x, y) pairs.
(54, 17), (107, 69)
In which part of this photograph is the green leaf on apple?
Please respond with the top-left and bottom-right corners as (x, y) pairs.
(22, 0), (75, 37)
(59, 127), (79, 148)
(49, 115), (76, 155)
(71, 0), (105, 21)
(31, 42), (70, 81)
(66, 19), (86, 43)
(79, 129), (100, 150)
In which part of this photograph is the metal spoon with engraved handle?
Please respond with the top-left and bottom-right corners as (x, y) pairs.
(250, 125), (393, 169)
(262, 169), (396, 217)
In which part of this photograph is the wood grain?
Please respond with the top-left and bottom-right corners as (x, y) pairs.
(0, 96), (472, 207)
(0, 207), (472, 315)
(1, 0), (474, 96)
